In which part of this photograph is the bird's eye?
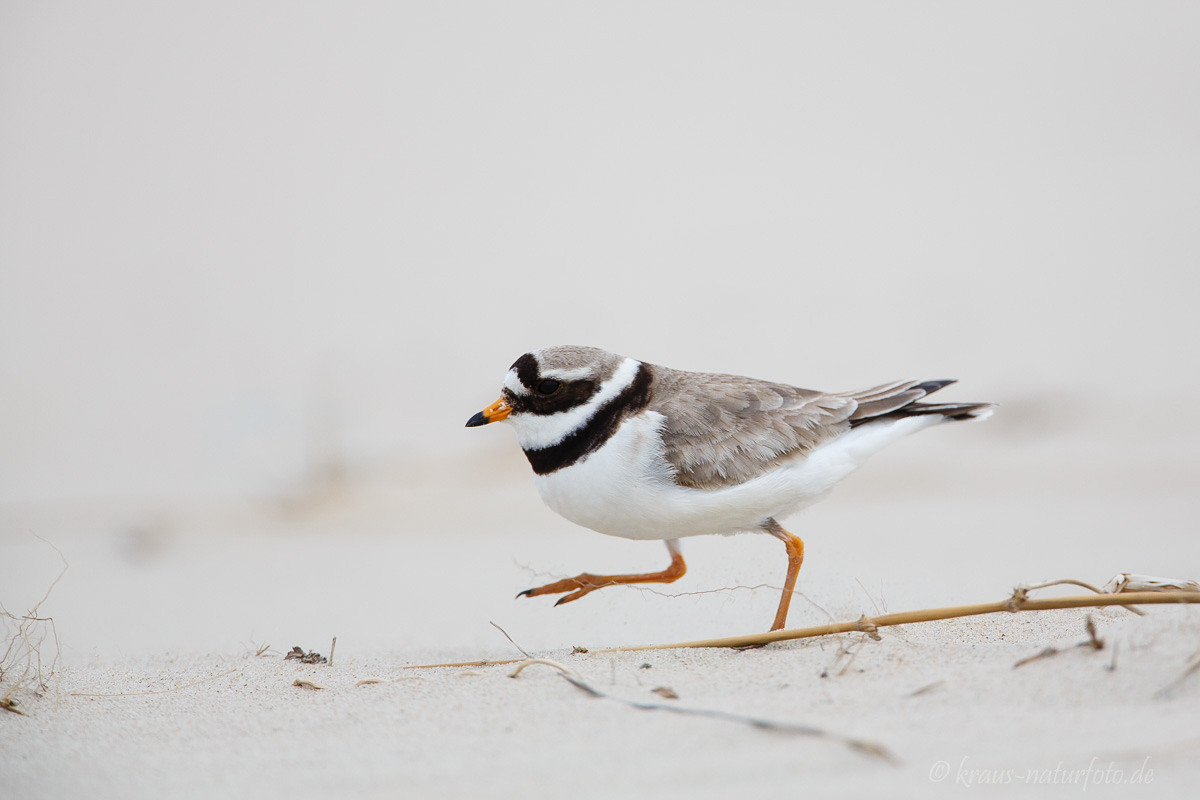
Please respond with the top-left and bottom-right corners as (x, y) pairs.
(536, 379), (561, 395)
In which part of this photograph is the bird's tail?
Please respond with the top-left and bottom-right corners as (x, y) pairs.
(845, 379), (995, 428)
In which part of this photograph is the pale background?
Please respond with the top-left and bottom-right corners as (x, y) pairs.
(3, 4), (1200, 798)
(3, 0), (1198, 649)
(3, 1), (1197, 506)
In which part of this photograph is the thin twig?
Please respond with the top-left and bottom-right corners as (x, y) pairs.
(1, 535), (68, 703)
(908, 680), (946, 697)
(490, 621), (531, 658)
(506, 658), (893, 762)
(604, 591), (1200, 652)
(398, 591), (1200, 669)
(1014, 647), (1061, 668)
(508, 658), (580, 680)
(1013, 616), (1106, 669)
(0, 696), (28, 715)
(1013, 579), (1144, 616)
(404, 658), (524, 670)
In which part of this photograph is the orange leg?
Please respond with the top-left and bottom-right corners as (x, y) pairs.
(765, 519), (805, 631)
(518, 540), (686, 606)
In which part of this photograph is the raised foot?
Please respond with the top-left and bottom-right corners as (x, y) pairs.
(516, 550), (688, 608)
(517, 574), (616, 606)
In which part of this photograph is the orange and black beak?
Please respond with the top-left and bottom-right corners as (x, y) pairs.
(465, 397), (513, 427)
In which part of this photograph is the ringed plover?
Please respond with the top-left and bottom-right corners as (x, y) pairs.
(466, 345), (993, 631)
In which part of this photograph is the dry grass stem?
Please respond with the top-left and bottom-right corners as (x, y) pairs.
(398, 584), (1199, 670)
(1014, 647), (1062, 668)
(1016, 615), (1110, 668)
(507, 658), (580, 680)
(607, 590), (1200, 652)
(1, 536), (67, 711)
(505, 657), (892, 761)
(908, 680), (947, 697)
(404, 658), (524, 670)
(490, 621), (532, 658)
(355, 676), (421, 686)
(1012, 579), (1143, 615)
(1083, 616), (1104, 650)
(1103, 573), (1200, 594)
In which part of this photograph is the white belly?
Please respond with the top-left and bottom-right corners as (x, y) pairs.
(532, 411), (940, 541)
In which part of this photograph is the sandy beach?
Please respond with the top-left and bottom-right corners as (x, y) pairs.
(4, 3), (1199, 797)
(5, 445), (1199, 798)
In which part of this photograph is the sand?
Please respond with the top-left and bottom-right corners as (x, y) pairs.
(4, 452), (1198, 799)
(4, 3), (1199, 796)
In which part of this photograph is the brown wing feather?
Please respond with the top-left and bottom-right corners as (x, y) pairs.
(649, 365), (857, 490)
(840, 380), (926, 419)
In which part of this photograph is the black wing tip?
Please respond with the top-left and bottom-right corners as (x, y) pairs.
(848, 398), (995, 428)
(916, 379), (957, 395)
(899, 401), (997, 422)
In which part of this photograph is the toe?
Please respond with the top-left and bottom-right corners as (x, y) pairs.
(554, 589), (590, 606)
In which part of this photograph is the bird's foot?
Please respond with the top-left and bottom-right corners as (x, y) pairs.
(517, 574), (612, 606)
(517, 552), (688, 607)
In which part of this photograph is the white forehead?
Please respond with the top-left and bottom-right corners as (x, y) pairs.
(503, 369), (528, 395)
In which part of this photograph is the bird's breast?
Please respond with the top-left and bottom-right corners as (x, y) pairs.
(532, 412), (684, 540)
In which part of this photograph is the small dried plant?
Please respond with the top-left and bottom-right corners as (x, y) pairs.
(1, 538), (67, 715)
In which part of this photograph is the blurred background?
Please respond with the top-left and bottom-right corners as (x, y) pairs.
(1, 2), (1197, 658)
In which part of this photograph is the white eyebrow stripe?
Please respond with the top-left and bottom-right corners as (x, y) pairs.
(508, 357), (641, 451)
(538, 366), (596, 382)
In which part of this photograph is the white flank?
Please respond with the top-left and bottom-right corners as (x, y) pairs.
(534, 412), (946, 541)
(507, 357), (641, 451)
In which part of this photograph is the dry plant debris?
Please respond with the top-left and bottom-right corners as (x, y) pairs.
(490, 621), (531, 658)
(1, 537), (67, 714)
(285, 646), (327, 664)
(399, 578), (1200, 670)
(1015, 615), (1109, 668)
(292, 678), (327, 690)
(908, 680), (947, 697)
(607, 585), (1200, 652)
(355, 676), (421, 687)
(1103, 573), (1200, 594)
(506, 658), (893, 762)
